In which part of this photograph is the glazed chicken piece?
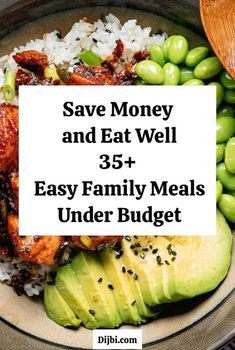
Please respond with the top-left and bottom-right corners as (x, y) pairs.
(7, 214), (64, 265)
(70, 236), (122, 251)
(67, 64), (135, 86)
(0, 103), (18, 173)
(67, 65), (114, 85)
(16, 68), (62, 87)
(7, 214), (121, 262)
(6, 173), (121, 261)
(16, 68), (39, 86)
(13, 50), (49, 74)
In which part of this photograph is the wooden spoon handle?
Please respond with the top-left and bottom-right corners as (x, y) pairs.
(200, 0), (235, 80)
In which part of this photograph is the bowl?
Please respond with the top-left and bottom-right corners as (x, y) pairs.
(0, 1), (234, 348)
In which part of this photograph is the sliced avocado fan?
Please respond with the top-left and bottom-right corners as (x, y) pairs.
(44, 210), (232, 329)
(44, 276), (81, 328)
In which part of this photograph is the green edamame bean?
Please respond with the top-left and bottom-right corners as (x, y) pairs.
(162, 35), (176, 60)
(168, 35), (188, 64)
(224, 90), (235, 104)
(208, 82), (224, 108)
(225, 137), (235, 173)
(163, 62), (180, 85)
(134, 78), (148, 85)
(216, 180), (223, 202)
(185, 46), (209, 67)
(216, 162), (235, 190)
(135, 60), (164, 85)
(179, 66), (194, 84)
(217, 104), (235, 118)
(218, 194), (235, 223)
(220, 70), (235, 90)
(194, 56), (222, 80)
(183, 79), (204, 86)
(216, 116), (235, 143)
(216, 143), (226, 163)
(149, 44), (165, 66)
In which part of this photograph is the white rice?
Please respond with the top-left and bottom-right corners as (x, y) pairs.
(0, 14), (167, 296)
(0, 13), (167, 90)
(0, 255), (50, 296)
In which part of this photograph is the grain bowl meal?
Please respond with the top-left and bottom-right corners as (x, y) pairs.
(0, 14), (234, 329)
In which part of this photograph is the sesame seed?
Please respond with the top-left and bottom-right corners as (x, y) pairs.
(135, 243), (141, 248)
(130, 244), (135, 249)
(131, 300), (136, 305)
(156, 255), (162, 263)
(115, 250), (123, 259)
(127, 269), (133, 275)
(125, 236), (131, 241)
(165, 260), (170, 265)
(167, 244), (172, 249)
(134, 250), (138, 256)
(142, 248), (149, 252)
(152, 248), (158, 254)
(89, 309), (96, 315)
(121, 265), (126, 273)
(172, 251), (177, 256)
(105, 29), (111, 33)
(107, 282), (114, 290)
(171, 257), (176, 262)
(133, 273), (138, 280)
(25, 248), (30, 253)
(98, 278), (103, 283)
(140, 252), (145, 259)
(56, 31), (62, 38)
(92, 38), (98, 43)
(149, 244), (153, 249)
(134, 236), (138, 239)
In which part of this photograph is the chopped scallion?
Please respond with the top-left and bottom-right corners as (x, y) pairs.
(79, 50), (102, 66)
(3, 68), (16, 102)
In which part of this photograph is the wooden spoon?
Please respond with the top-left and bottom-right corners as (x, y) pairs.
(200, 0), (235, 80)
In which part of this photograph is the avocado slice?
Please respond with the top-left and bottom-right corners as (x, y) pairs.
(123, 236), (178, 305)
(125, 210), (232, 304)
(99, 248), (143, 324)
(45, 209), (232, 329)
(122, 236), (174, 306)
(71, 251), (122, 328)
(121, 239), (159, 318)
(172, 209), (232, 299)
(44, 278), (81, 328)
(55, 264), (97, 329)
